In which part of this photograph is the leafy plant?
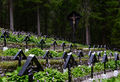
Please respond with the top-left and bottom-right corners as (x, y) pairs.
(6, 67), (28, 82)
(3, 48), (19, 56)
(25, 48), (45, 56)
(72, 65), (91, 77)
(34, 68), (66, 82)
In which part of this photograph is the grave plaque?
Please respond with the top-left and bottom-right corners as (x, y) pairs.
(13, 49), (27, 66)
(61, 42), (66, 51)
(0, 31), (9, 47)
(18, 55), (44, 82)
(23, 35), (30, 49)
(63, 53), (77, 82)
(39, 39), (45, 50)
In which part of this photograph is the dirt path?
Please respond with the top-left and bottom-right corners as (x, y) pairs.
(82, 70), (120, 82)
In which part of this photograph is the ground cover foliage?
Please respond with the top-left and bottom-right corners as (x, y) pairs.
(0, 60), (120, 82)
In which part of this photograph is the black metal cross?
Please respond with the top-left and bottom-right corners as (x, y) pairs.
(102, 54), (108, 74)
(89, 53), (97, 79)
(0, 31), (9, 47)
(114, 52), (119, 70)
(61, 42), (66, 51)
(52, 41), (57, 50)
(23, 35), (30, 49)
(63, 53), (77, 82)
(18, 55), (44, 82)
(39, 39), (45, 50)
(43, 50), (52, 67)
(13, 49), (27, 66)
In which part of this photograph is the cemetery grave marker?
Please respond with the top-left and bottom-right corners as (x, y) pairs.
(23, 35), (30, 49)
(62, 51), (68, 62)
(52, 41), (57, 50)
(89, 53), (97, 79)
(63, 53), (77, 82)
(104, 45), (107, 51)
(97, 51), (101, 61)
(17, 32), (21, 38)
(13, 49), (27, 66)
(39, 39), (45, 50)
(44, 35), (47, 40)
(88, 50), (92, 58)
(101, 45), (103, 50)
(61, 42), (66, 51)
(97, 45), (100, 50)
(28, 33), (31, 37)
(93, 45), (95, 50)
(18, 54), (44, 82)
(109, 52), (113, 60)
(67, 11), (81, 43)
(43, 50), (52, 67)
(77, 50), (84, 65)
(102, 53), (108, 74)
(88, 44), (91, 50)
(114, 52), (119, 70)
(0, 31), (9, 47)
(69, 44), (73, 51)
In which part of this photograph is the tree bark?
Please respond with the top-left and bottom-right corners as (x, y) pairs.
(83, 0), (91, 45)
(85, 22), (90, 45)
(37, 6), (40, 35)
(0, 0), (2, 27)
(44, 9), (48, 35)
(9, 0), (14, 31)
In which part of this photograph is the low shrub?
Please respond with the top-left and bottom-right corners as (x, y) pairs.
(3, 48), (19, 56)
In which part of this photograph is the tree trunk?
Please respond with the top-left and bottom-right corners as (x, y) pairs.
(83, 0), (91, 45)
(44, 10), (48, 35)
(0, 0), (2, 27)
(37, 6), (40, 35)
(9, 0), (14, 31)
(85, 20), (90, 45)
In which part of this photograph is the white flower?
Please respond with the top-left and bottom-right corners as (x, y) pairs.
(102, 74), (107, 79)
(78, 65), (81, 67)
(114, 70), (118, 77)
